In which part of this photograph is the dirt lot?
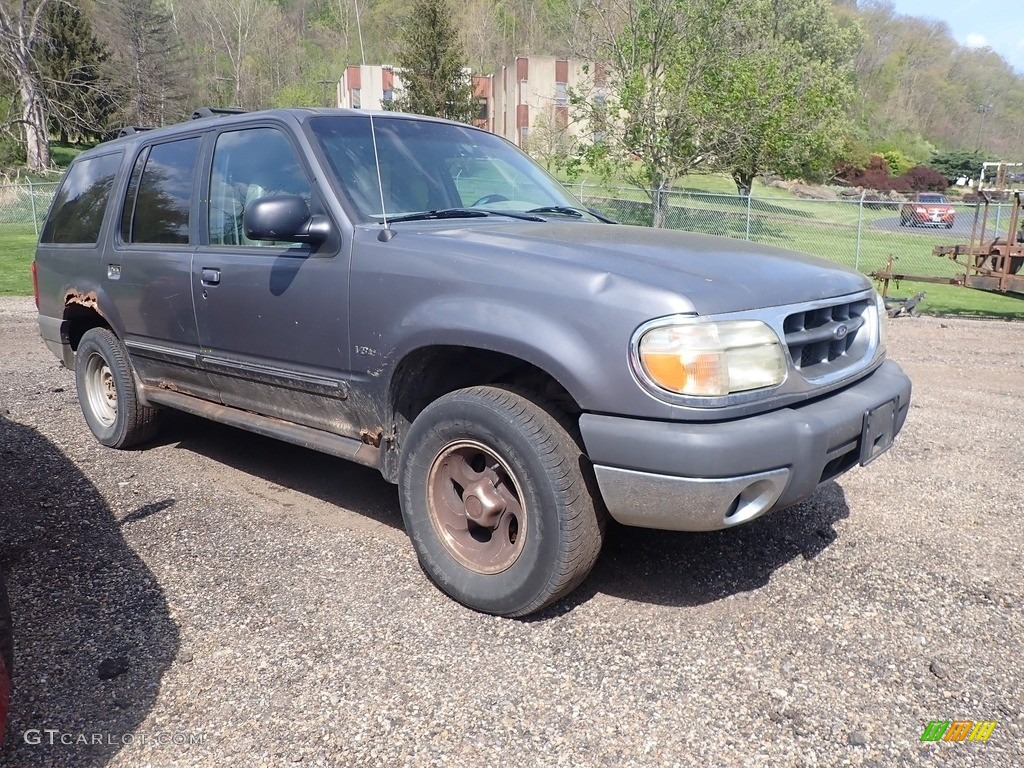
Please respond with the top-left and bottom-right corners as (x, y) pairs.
(0, 295), (1021, 767)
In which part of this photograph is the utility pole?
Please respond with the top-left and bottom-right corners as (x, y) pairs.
(318, 80), (336, 108)
(976, 103), (993, 150)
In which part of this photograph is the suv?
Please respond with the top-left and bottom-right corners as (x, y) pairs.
(34, 108), (911, 616)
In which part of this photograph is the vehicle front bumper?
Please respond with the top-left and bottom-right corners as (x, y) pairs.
(579, 360), (911, 531)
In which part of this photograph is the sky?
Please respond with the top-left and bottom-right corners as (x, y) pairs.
(887, 0), (1024, 73)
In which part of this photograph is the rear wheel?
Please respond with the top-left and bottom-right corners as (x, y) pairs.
(399, 386), (605, 616)
(75, 328), (160, 448)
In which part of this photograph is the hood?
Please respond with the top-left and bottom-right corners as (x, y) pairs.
(396, 220), (872, 316)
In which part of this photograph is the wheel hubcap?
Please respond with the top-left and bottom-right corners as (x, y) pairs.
(85, 353), (117, 428)
(426, 440), (527, 574)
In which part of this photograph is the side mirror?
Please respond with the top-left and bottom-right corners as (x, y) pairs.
(243, 195), (331, 245)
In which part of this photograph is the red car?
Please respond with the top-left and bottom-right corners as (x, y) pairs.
(900, 193), (955, 228)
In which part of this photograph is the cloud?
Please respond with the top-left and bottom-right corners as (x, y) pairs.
(965, 33), (988, 48)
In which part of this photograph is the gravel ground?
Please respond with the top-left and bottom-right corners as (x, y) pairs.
(0, 295), (1021, 768)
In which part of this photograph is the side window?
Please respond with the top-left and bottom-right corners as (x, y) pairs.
(208, 127), (312, 247)
(125, 137), (201, 245)
(40, 152), (122, 244)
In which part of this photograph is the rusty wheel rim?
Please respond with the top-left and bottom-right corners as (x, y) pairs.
(84, 352), (117, 428)
(426, 439), (528, 574)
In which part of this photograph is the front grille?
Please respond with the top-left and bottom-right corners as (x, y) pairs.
(784, 298), (871, 380)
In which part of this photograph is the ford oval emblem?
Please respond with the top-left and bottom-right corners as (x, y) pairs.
(833, 324), (849, 341)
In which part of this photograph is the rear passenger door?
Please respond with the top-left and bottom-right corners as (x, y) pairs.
(192, 124), (356, 438)
(110, 135), (217, 401)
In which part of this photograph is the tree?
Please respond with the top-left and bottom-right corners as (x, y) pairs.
(110, 0), (184, 125)
(0, 0), (54, 169)
(928, 150), (986, 184)
(385, 0), (479, 124)
(524, 110), (575, 171)
(185, 0), (277, 108)
(38, 2), (114, 143)
(572, 0), (738, 227)
(717, 0), (860, 195)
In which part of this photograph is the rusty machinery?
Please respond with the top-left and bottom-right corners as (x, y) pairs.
(872, 162), (1024, 299)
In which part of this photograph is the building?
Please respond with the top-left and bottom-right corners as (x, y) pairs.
(487, 56), (595, 149)
(336, 65), (491, 128)
(337, 65), (399, 111)
(335, 56), (598, 149)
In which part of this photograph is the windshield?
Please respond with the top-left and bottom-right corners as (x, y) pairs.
(918, 194), (948, 204)
(307, 115), (582, 223)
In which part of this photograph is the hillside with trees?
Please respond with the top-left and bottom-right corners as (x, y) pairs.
(0, 0), (1020, 182)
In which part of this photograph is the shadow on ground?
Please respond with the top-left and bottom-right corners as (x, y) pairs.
(152, 413), (850, 618)
(0, 417), (178, 765)
(563, 480), (851, 612)
(157, 412), (404, 532)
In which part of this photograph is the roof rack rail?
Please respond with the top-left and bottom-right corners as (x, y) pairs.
(192, 107), (248, 120)
(117, 126), (155, 137)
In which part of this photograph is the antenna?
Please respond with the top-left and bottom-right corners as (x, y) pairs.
(353, 0), (391, 236)
(353, 0), (366, 68)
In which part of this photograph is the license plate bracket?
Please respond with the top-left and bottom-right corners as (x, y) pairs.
(860, 399), (897, 465)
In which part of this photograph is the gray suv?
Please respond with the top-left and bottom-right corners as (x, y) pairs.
(33, 108), (911, 616)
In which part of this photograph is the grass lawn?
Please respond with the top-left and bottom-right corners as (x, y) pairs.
(0, 224), (38, 296)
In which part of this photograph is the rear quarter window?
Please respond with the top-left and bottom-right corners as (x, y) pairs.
(39, 152), (123, 244)
(123, 137), (201, 245)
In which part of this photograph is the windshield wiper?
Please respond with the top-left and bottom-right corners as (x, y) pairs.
(379, 208), (545, 224)
(526, 205), (617, 224)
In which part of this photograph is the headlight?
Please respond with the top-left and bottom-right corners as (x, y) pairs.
(634, 318), (787, 397)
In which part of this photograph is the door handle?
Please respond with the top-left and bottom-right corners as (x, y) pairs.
(200, 268), (221, 286)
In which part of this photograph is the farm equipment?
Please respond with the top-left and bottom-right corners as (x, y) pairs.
(872, 164), (1024, 300)
(883, 291), (927, 317)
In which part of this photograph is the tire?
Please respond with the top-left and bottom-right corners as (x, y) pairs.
(75, 328), (160, 448)
(398, 385), (605, 617)
(899, 214), (906, 227)
(945, 222), (953, 229)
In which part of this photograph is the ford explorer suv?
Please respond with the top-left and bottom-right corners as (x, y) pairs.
(33, 108), (911, 616)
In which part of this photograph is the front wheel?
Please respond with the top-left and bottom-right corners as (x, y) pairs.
(399, 386), (605, 616)
(75, 328), (160, 448)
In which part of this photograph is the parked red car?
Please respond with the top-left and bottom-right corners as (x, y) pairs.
(900, 193), (955, 228)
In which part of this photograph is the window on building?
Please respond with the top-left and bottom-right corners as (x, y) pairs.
(520, 126), (529, 145)
(41, 152), (122, 244)
(382, 90), (393, 103)
(352, 88), (361, 109)
(123, 138), (200, 245)
(519, 80), (528, 105)
(555, 82), (568, 106)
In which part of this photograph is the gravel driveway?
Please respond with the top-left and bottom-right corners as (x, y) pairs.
(0, 295), (1021, 767)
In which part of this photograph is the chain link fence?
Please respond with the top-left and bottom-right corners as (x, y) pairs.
(0, 180), (1013, 287)
(0, 181), (59, 237)
(567, 182), (1013, 284)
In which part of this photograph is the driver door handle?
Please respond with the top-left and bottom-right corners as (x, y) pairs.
(201, 268), (221, 286)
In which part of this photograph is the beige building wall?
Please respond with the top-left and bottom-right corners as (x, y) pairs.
(335, 57), (595, 147)
(490, 56), (593, 148)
